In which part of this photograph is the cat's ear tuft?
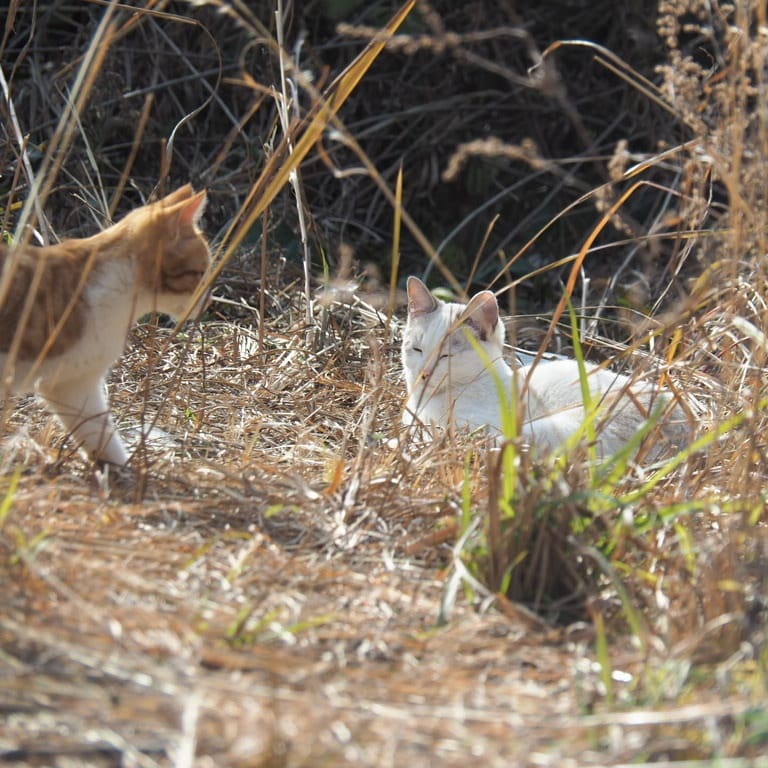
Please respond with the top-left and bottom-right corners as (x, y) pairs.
(407, 276), (439, 317)
(463, 291), (499, 341)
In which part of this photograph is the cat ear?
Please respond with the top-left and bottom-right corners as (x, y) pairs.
(176, 190), (207, 231)
(158, 184), (194, 205)
(407, 276), (439, 317)
(462, 291), (499, 341)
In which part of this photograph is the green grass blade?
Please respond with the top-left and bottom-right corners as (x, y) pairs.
(0, 468), (20, 530)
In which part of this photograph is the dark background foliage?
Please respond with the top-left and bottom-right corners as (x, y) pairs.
(1, 0), (692, 313)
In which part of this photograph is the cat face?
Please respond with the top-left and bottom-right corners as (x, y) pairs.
(131, 186), (211, 319)
(402, 276), (505, 397)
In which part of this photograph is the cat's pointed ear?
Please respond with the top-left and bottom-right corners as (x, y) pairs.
(463, 291), (499, 341)
(407, 276), (439, 317)
(159, 184), (194, 205)
(177, 190), (207, 231)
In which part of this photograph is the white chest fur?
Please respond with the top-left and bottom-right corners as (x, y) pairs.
(1, 259), (140, 466)
(2, 259), (137, 395)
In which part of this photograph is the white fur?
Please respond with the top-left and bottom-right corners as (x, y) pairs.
(402, 277), (688, 460)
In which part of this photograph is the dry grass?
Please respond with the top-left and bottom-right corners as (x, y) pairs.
(3, 0), (768, 765)
(0, 291), (753, 766)
(2, 273), (766, 765)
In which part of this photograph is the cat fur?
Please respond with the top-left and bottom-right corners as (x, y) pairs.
(0, 185), (210, 466)
(402, 276), (689, 460)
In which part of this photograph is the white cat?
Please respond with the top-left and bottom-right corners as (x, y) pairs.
(401, 276), (689, 459)
(0, 185), (211, 466)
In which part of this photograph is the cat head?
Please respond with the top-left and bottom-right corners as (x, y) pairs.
(128, 185), (211, 319)
(402, 276), (505, 395)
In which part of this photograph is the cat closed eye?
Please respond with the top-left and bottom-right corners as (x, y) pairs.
(166, 268), (206, 279)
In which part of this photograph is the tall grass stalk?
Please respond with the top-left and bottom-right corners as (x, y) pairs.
(275, 0), (312, 330)
(387, 163), (404, 328)
(179, 0), (419, 326)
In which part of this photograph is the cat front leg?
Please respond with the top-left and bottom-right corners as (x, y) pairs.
(38, 377), (129, 466)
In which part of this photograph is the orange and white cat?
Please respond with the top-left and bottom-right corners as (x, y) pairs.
(402, 276), (690, 460)
(0, 185), (210, 466)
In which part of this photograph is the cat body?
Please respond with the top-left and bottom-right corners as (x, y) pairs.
(0, 185), (210, 465)
(402, 276), (688, 459)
